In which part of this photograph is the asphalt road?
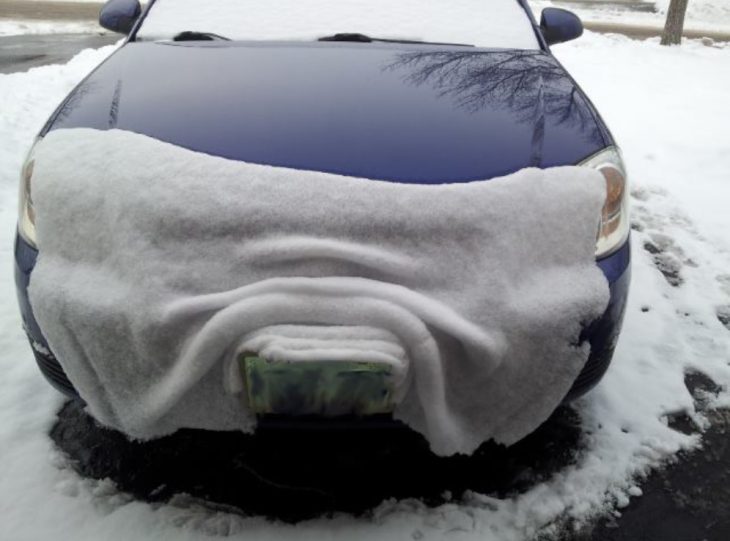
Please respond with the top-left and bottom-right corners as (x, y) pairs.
(0, 32), (117, 74)
(2, 29), (729, 541)
(0, 0), (101, 21)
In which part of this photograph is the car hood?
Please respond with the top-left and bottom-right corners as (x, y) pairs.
(45, 41), (611, 183)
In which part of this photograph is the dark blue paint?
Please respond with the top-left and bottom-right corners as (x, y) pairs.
(14, 234), (47, 347)
(597, 239), (631, 279)
(99, 0), (142, 35)
(540, 8), (584, 46)
(44, 42), (612, 183)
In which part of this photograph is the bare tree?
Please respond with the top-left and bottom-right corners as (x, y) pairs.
(386, 51), (604, 165)
(661, 0), (690, 46)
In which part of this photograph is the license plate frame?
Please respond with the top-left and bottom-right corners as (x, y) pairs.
(241, 354), (394, 417)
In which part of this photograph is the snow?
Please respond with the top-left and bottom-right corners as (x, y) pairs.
(29, 126), (607, 456)
(137, 0), (540, 49)
(529, 0), (730, 34)
(657, 0), (730, 32)
(1, 27), (730, 541)
(0, 20), (102, 37)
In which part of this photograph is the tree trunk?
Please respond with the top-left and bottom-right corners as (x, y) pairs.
(661, 0), (690, 45)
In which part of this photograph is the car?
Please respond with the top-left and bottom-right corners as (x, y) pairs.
(15, 0), (630, 455)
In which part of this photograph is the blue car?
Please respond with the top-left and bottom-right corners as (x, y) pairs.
(15, 0), (629, 440)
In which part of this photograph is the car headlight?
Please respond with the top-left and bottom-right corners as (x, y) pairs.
(18, 140), (39, 249)
(581, 147), (629, 258)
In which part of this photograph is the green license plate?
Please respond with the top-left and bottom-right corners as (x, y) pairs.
(241, 355), (394, 417)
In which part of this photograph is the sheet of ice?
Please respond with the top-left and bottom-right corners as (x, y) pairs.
(137, 0), (540, 49)
(2, 29), (730, 541)
(27, 127), (607, 456)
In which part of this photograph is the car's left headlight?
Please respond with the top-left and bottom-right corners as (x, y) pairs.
(582, 147), (629, 258)
(18, 140), (39, 249)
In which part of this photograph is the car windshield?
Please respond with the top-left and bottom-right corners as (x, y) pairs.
(136, 0), (540, 50)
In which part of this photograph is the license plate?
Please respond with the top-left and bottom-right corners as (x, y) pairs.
(241, 355), (394, 416)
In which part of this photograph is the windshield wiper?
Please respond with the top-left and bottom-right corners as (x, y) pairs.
(170, 30), (471, 46)
(173, 31), (231, 42)
(318, 33), (473, 47)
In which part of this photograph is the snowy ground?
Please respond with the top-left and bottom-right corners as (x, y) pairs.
(0, 19), (100, 37)
(1, 30), (730, 541)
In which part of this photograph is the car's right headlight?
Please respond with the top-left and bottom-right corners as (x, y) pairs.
(18, 140), (39, 249)
(581, 147), (630, 258)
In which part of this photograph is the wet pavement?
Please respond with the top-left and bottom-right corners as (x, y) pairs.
(557, 0), (657, 13)
(49, 372), (730, 538)
(51, 400), (585, 522)
(0, 33), (118, 74)
(574, 374), (730, 541)
(49, 373), (730, 538)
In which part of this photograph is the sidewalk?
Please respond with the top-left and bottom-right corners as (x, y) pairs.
(557, 0), (657, 13)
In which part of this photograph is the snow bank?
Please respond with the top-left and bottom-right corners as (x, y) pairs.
(137, 0), (540, 49)
(529, 0), (730, 34)
(28, 128), (607, 456)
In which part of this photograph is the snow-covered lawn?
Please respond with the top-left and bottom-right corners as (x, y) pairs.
(1, 32), (729, 540)
(531, 0), (730, 34)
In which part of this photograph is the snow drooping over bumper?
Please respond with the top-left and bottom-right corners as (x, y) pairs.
(27, 128), (609, 456)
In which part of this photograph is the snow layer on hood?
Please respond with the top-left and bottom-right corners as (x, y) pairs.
(136, 0), (540, 50)
(27, 127), (607, 456)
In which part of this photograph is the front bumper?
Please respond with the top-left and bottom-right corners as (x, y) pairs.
(14, 233), (631, 403)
